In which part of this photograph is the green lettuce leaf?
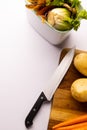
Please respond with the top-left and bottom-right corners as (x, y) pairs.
(46, 0), (87, 31)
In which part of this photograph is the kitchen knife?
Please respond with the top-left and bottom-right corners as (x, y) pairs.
(25, 47), (75, 128)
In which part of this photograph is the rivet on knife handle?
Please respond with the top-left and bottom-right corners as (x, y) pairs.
(25, 92), (47, 128)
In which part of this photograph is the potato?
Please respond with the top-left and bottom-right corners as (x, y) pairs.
(71, 78), (87, 102)
(74, 53), (87, 76)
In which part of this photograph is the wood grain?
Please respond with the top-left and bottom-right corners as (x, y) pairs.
(48, 49), (87, 130)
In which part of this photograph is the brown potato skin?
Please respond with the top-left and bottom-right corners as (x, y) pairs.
(74, 53), (87, 76)
(71, 78), (87, 102)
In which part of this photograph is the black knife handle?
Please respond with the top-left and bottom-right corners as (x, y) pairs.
(25, 92), (47, 128)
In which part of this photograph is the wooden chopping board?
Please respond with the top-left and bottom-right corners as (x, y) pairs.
(48, 49), (87, 130)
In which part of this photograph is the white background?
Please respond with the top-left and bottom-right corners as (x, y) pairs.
(0, 0), (87, 130)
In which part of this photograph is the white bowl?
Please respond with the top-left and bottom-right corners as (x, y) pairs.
(26, 5), (71, 45)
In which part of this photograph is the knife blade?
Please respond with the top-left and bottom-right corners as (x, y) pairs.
(25, 47), (75, 128)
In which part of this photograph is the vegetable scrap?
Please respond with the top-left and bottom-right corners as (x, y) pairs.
(25, 0), (87, 31)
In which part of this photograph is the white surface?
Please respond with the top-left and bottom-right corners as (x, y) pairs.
(0, 0), (87, 130)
